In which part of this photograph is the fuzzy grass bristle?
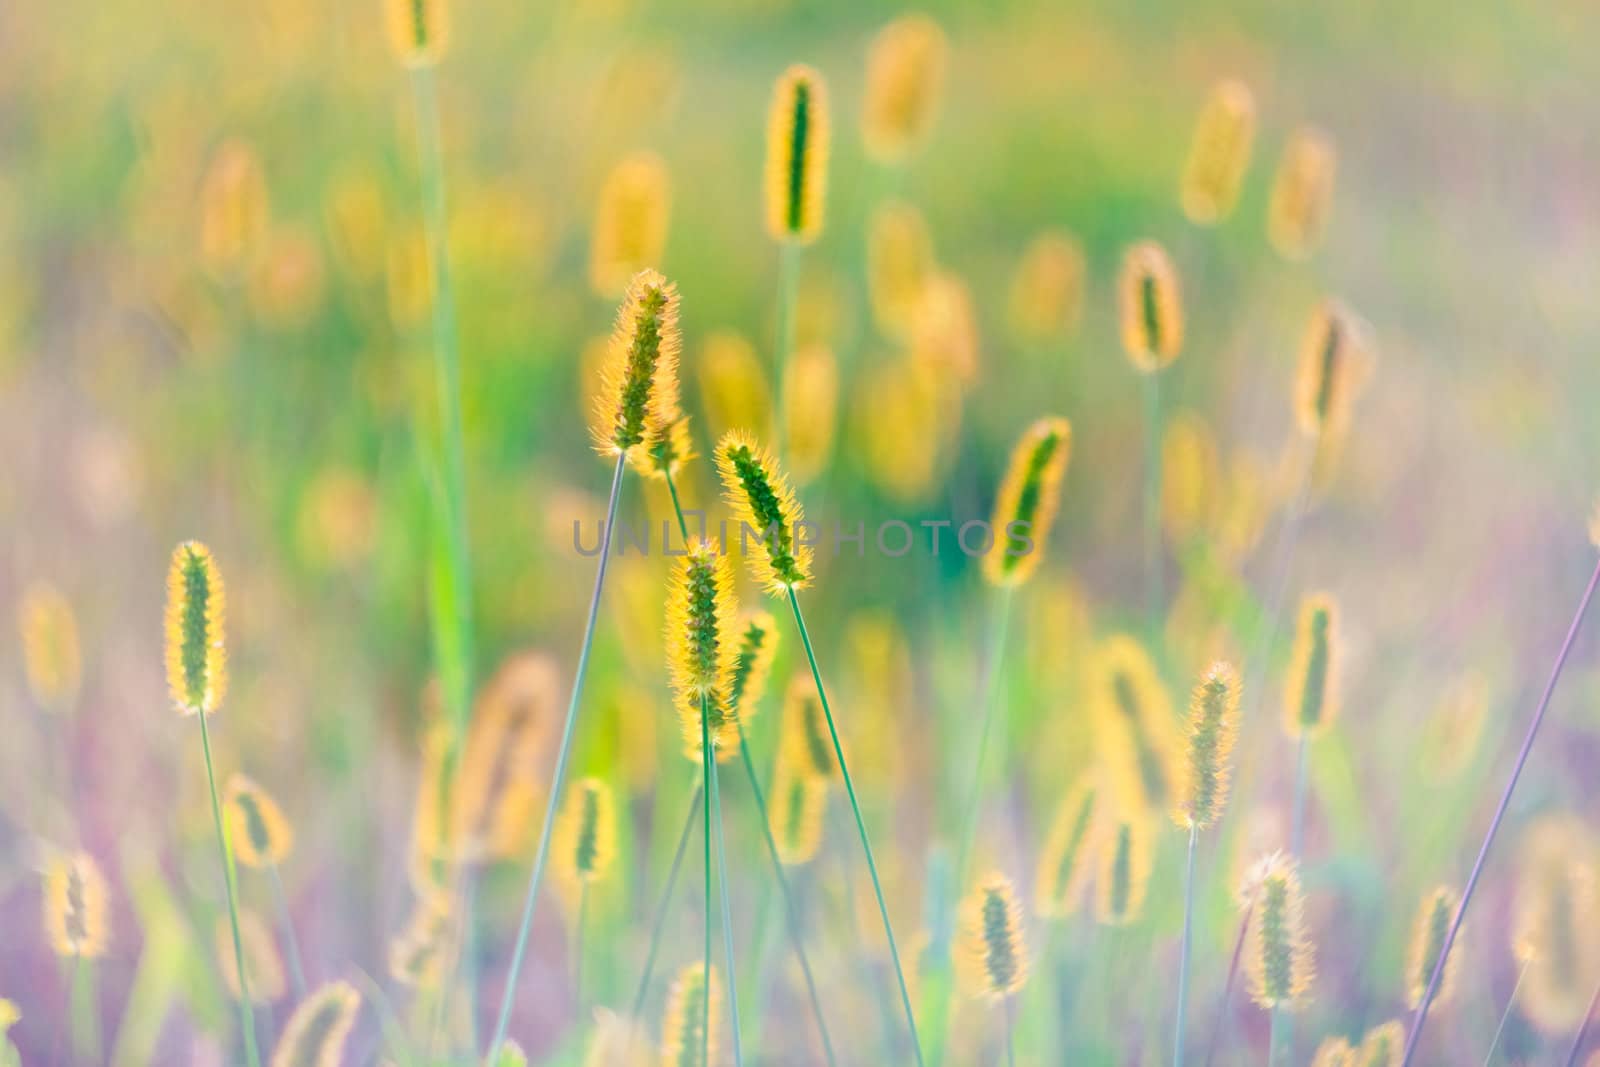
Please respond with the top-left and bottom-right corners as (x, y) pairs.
(17, 581), (81, 708)
(1405, 885), (1460, 1011)
(1095, 807), (1154, 926)
(388, 891), (456, 989)
(780, 673), (838, 780)
(1294, 299), (1363, 439)
(1175, 661), (1242, 830)
(765, 64), (830, 244)
(862, 15), (948, 164)
(1284, 592), (1340, 738)
(1008, 230), (1086, 344)
(1118, 241), (1184, 372)
(42, 850), (109, 959)
(958, 872), (1029, 999)
(661, 963), (720, 1067)
(590, 151), (671, 298)
(556, 776), (616, 886)
(269, 980), (361, 1067)
(667, 539), (740, 758)
(225, 773), (295, 868)
(1181, 78), (1256, 224)
(450, 652), (561, 862)
(1512, 817), (1600, 1033)
(984, 416), (1072, 587)
(1310, 1036), (1355, 1067)
(1244, 851), (1315, 1010)
(630, 415), (697, 482)
(1269, 126), (1336, 261)
(770, 761), (828, 865)
(589, 269), (682, 458)
(1353, 1020), (1404, 1067)
(1091, 635), (1183, 812)
(727, 610), (780, 718)
(386, 0), (449, 67)
(715, 429), (813, 593)
(698, 332), (772, 441)
(217, 908), (287, 1003)
(165, 540), (228, 715)
(1035, 772), (1103, 918)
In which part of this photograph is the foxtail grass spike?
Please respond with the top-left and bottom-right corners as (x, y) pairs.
(556, 777), (617, 886)
(165, 541), (227, 715)
(1034, 773), (1103, 917)
(388, 892), (456, 989)
(662, 962), (720, 1067)
(1176, 662), (1242, 830)
(270, 981), (361, 1067)
(983, 416), (1072, 588)
(765, 65), (830, 245)
(1284, 593), (1339, 738)
(1007, 230), (1086, 344)
(862, 15), (948, 164)
(957, 873), (1029, 998)
(1096, 810), (1154, 926)
(1309, 1037), (1355, 1067)
(1294, 301), (1362, 439)
(779, 673), (839, 780)
(782, 344), (839, 484)
(716, 430), (814, 593)
(868, 201), (935, 340)
(1181, 79), (1256, 225)
(770, 761), (828, 865)
(43, 851), (109, 959)
(1406, 887), (1460, 1011)
(17, 582), (81, 708)
(386, 0), (449, 67)
(727, 611), (779, 718)
(591, 269), (683, 458)
(225, 773), (295, 869)
(199, 140), (269, 279)
(590, 151), (672, 298)
(1268, 127), (1336, 261)
(1354, 1021), (1404, 1067)
(217, 910), (288, 1003)
(1119, 241), (1184, 372)
(667, 539), (740, 757)
(1244, 852), (1314, 1011)
(1092, 635), (1183, 812)
(632, 415), (697, 482)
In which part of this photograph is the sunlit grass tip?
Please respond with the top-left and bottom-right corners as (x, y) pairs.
(1294, 299), (1366, 439)
(1091, 634), (1183, 812)
(1034, 771), (1103, 918)
(1283, 592), (1340, 738)
(590, 151), (672, 298)
(958, 872), (1029, 998)
(270, 980), (361, 1067)
(388, 891), (456, 989)
(666, 538), (740, 757)
(1268, 126), (1337, 261)
(217, 908), (287, 1003)
(1181, 78), (1256, 225)
(43, 850), (110, 959)
(556, 776), (617, 886)
(224, 773), (295, 868)
(728, 610), (780, 717)
(765, 64), (831, 245)
(1405, 885), (1460, 1011)
(1354, 1020), (1404, 1067)
(1243, 851), (1314, 1010)
(983, 415), (1072, 587)
(1095, 807), (1154, 926)
(386, 0), (449, 67)
(165, 540), (227, 715)
(779, 673), (838, 780)
(715, 429), (814, 593)
(770, 759), (828, 866)
(862, 14), (948, 164)
(661, 962), (720, 1067)
(17, 582), (81, 707)
(630, 415), (697, 482)
(1309, 1036), (1354, 1067)
(1175, 661), (1242, 831)
(590, 268), (682, 458)
(1118, 241), (1184, 372)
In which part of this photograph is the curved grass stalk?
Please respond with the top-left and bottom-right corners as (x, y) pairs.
(1173, 824), (1199, 1067)
(787, 587), (926, 1066)
(1201, 903), (1252, 1067)
(628, 785), (704, 1023)
(485, 453), (628, 1065)
(1402, 555), (1600, 1066)
(708, 705), (745, 1067)
(1482, 955), (1530, 1066)
(198, 710), (262, 1067)
(701, 698), (713, 1067)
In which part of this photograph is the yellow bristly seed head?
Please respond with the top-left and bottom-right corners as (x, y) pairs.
(1512, 816), (1600, 1034)
(590, 151), (672, 298)
(557, 777), (616, 885)
(1035, 773), (1103, 918)
(17, 581), (81, 708)
(984, 416), (1072, 587)
(630, 415), (697, 482)
(727, 611), (779, 719)
(1091, 635), (1183, 812)
(1353, 1021), (1405, 1067)
(450, 653), (562, 862)
(698, 331), (772, 442)
(589, 269), (682, 458)
(770, 761), (827, 865)
(911, 272), (981, 384)
(862, 14), (947, 164)
(667, 539), (740, 757)
(1008, 231), (1086, 344)
(765, 65), (830, 244)
(716, 430), (813, 593)
(1095, 809), (1153, 926)
(1176, 661), (1242, 830)
(780, 673), (837, 780)
(1310, 1036), (1355, 1067)
(1283, 592), (1339, 738)
(782, 344), (838, 485)
(386, 0), (449, 67)
(1181, 79), (1256, 224)
(270, 981), (362, 1067)
(1118, 241), (1184, 372)
(43, 850), (109, 959)
(410, 716), (454, 893)
(1244, 852), (1315, 1010)
(662, 963), (720, 1067)
(958, 872), (1029, 998)
(217, 908), (287, 1003)
(1406, 885), (1460, 1010)
(1161, 412), (1222, 545)
(1269, 126), (1336, 261)
(165, 540), (227, 715)
(225, 773), (295, 868)
(1294, 299), (1362, 439)
(199, 139), (269, 279)
(868, 201), (934, 340)
(388, 892), (457, 990)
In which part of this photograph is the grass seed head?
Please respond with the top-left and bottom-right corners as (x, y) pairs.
(1513, 816), (1600, 1033)
(630, 415), (697, 482)
(217, 908), (287, 1003)
(1161, 412), (1222, 545)
(862, 15), (947, 164)
(165, 540), (227, 715)
(1244, 851), (1315, 1010)
(698, 331), (772, 441)
(1405, 885), (1460, 1010)
(225, 773), (295, 868)
(556, 777), (616, 886)
(386, 0), (449, 67)
(590, 151), (671, 299)
(450, 652), (562, 862)
(1310, 1036), (1355, 1067)
(1095, 806), (1154, 926)
(1035, 772), (1104, 918)
(17, 581), (81, 708)
(1091, 635), (1183, 812)
(661, 963), (720, 1067)
(1294, 299), (1365, 438)
(1007, 230), (1086, 344)
(43, 850), (109, 959)
(782, 344), (838, 485)
(770, 761), (828, 865)
(590, 269), (682, 458)
(1176, 660), (1242, 830)
(1181, 79), (1256, 224)
(200, 139), (269, 279)
(1284, 592), (1340, 738)
(1353, 1020), (1405, 1067)
(765, 64), (830, 244)
(667, 539), (740, 757)
(1269, 126), (1336, 261)
(715, 429), (813, 593)
(1118, 241), (1184, 372)
(727, 610), (780, 720)
(984, 416), (1072, 587)
(868, 201), (935, 340)
(779, 673), (838, 781)
(388, 891), (457, 990)
(270, 980), (361, 1067)
(958, 872), (1029, 998)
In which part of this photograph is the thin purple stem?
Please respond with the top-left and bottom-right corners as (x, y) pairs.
(1202, 904), (1252, 1067)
